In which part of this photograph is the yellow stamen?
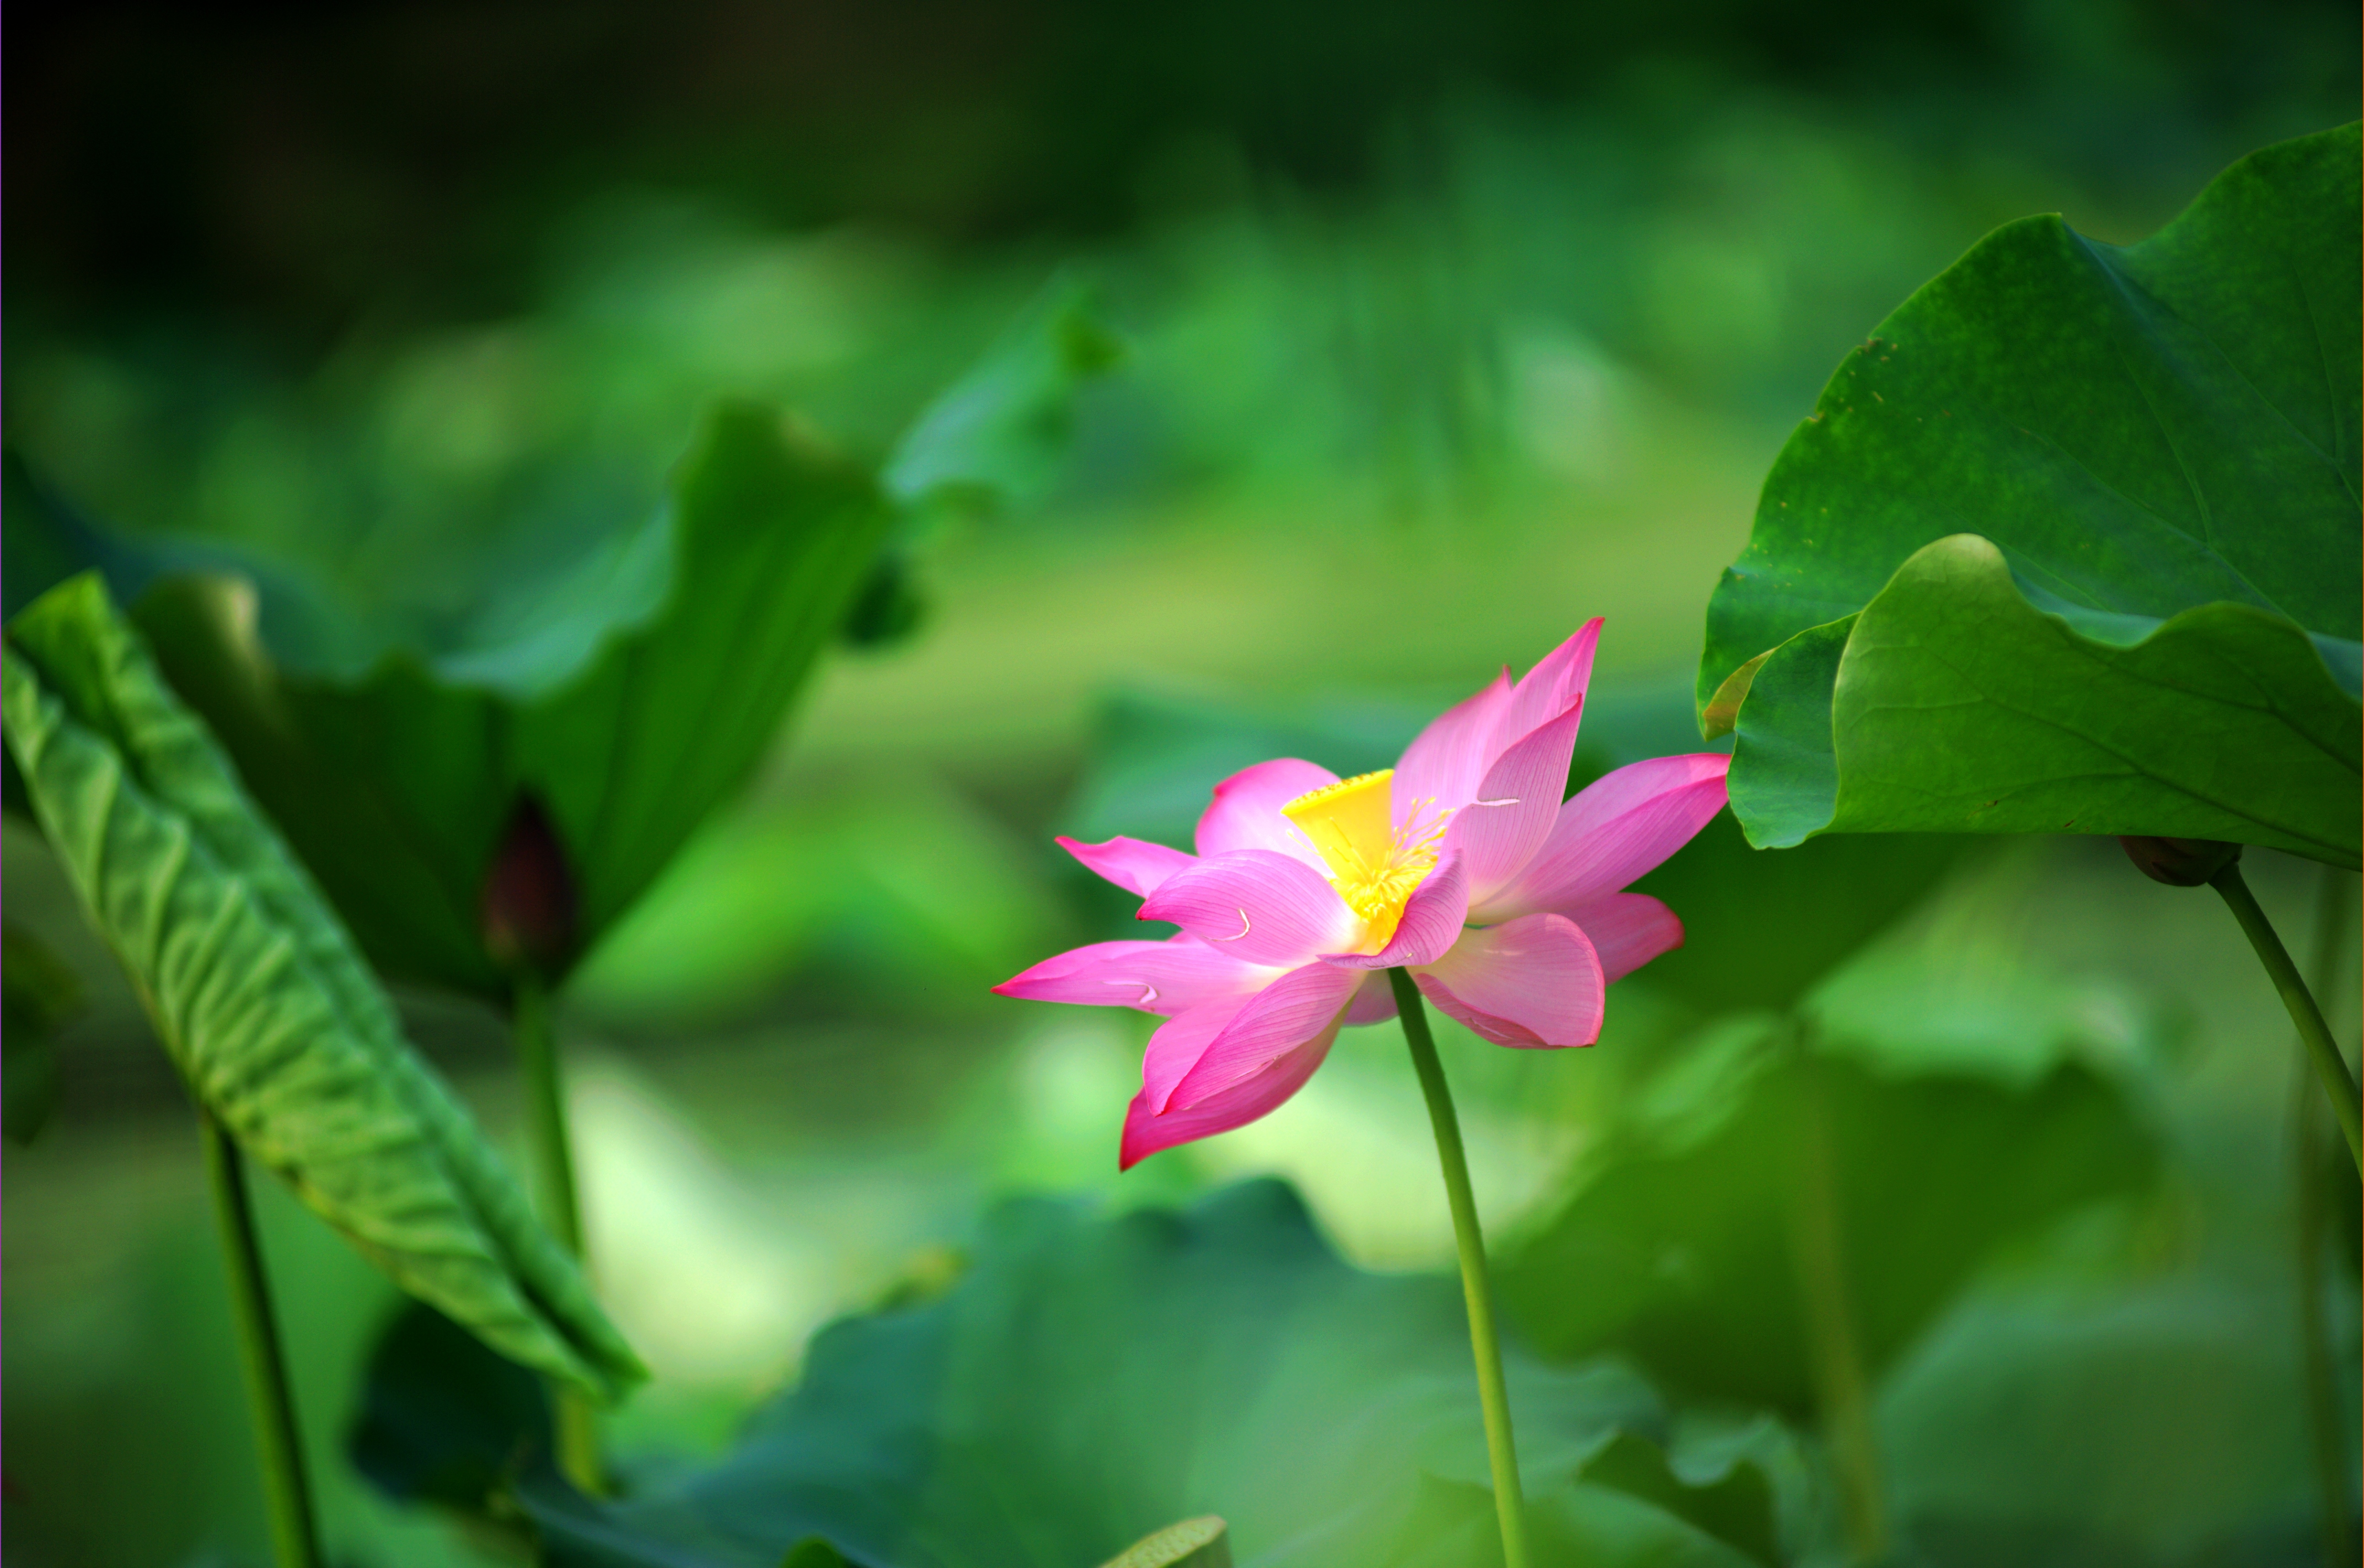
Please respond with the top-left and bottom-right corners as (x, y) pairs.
(1281, 769), (1450, 949)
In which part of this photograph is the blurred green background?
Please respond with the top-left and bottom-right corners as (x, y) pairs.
(6, 2), (2360, 1564)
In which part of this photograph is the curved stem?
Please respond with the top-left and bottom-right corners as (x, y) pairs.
(2210, 864), (2361, 1172)
(1389, 968), (1529, 1568)
(2293, 865), (2356, 1568)
(513, 975), (604, 1494)
(202, 1111), (324, 1568)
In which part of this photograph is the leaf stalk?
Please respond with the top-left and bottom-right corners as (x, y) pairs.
(2292, 864), (2357, 1567)
(1389, 967), (1530, 1568)
(2210, 863), (2361, 1171)
(513, 975), (604, 1493)
(202, 1110), (324, 1568)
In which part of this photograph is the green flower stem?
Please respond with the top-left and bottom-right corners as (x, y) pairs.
(201, 1110), (324, 1568)
(1389, 968), (1529, 1568)
(2293, 866), (2356, 1568)
(1787, 1033), (1887, 1563)
(513, 975), (603, 1494)
(2210, 864), (2362, 1172)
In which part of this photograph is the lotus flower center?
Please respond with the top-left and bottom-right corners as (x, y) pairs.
(1281, 769), (1449, 949)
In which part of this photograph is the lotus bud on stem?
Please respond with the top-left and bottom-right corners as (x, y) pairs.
(2121, 837), (2360, 1172)
(482, 795), (579, 975)
(2118, 835), (2244, 888)
(479, 795), (606, 1492)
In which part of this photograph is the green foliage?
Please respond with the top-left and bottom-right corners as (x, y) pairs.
(1499, 1027), (2160, 1419)
(1068, 688), (1428, 851)
(2, 921), (81, 1142)
(1570, 680), (1968, 1013)
(4, 283), (1116, 998)
(1094, 1517), (1232, 1568)
(366, 1181), (1786, 1567)
(1, 574), (644, 1399)
(2, 450), (125, 623)
(347, 1299), (551, 1519)
(845, 280), (1118, 651)
(883, 277), (1123, 513)
(572, 775), (1063, 1026)
(125, 402), (894, 997)
(1698, 123), (2362, 865)
(1621, 811), (1962, 1015)
(838, 551), (932, 650)
(782, 1543), (857, 1568)
(1879, 1274), (2352, 1565)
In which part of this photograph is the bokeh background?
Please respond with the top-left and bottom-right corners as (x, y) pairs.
(6, 2), (2360, 1565)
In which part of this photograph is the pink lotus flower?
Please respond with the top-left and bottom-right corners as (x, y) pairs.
(995, 621), (1730, 1168)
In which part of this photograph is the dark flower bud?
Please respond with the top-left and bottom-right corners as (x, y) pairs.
(480, 795), (578, 976)
(2119, 835), (2242, 888)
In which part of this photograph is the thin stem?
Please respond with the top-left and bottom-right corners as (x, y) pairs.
(514, 976), (584, 1252)
(513, 975), (603, 1494)
(1786, 1030), (1887, 1562)
(1389, 968), (1529, 1568)
(201, 1110), (324, 1568)
(2210, 863), (2362, 1171)
(2293, 865), (2356, 1568)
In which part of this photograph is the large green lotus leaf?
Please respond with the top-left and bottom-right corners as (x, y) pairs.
(1, 574), (644, 1399)
(126, 402), (894, 995)
(1874, 1279), (2342, 1566)
(1498, 1033), (2159, 1419)
(474, 1182), (1786, 1567)
(1746, 536), (2362, 859)
(349, 1299), (555, 1525)
(1697, 123), (2362, 863)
